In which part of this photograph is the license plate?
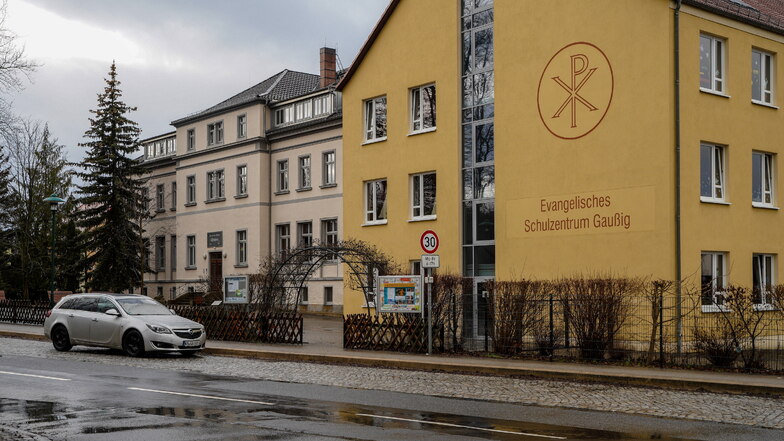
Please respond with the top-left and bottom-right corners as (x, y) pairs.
(182, 340), (200, 347)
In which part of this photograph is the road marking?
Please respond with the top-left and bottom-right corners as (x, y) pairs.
(0, 370), (71, 382)
(127, 387), (273, 406)
(356, 413), (567, 439)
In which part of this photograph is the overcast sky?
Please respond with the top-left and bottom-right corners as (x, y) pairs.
(4, 0), (389, 163)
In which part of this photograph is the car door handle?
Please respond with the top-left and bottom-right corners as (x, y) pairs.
(68, 314), (74, 318)
(91, 318), (98, 322)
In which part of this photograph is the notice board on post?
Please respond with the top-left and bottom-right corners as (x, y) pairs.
(377, 275), (422, 314)
(224, 275), (248, 304)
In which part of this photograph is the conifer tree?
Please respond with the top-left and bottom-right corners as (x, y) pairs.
(76, 62), (147, 292)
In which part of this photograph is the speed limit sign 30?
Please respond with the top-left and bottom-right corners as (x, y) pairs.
(420, 230), (439, 254)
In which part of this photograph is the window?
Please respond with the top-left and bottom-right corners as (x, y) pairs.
(237, 165), (248, 197)
(171, 182), (177, 210)
(314, 95), (333, 116)
(752, 151), (774, 206)
(186, 175), (196, 204)
(186, 235), (196, 268)
(207, 121), (223, 146)
(277, 160), (289, 192)
(411, 172), (437, 219)
(157, 287), (163, 298)
(324, 287), (333, 305)
(170, 235), (177, 270)
(236, 230), (247, 266)
(156, 184), (165, 211)
(410, 84), (436, 133)
(207, 170), (225, 200)
(363, 96), (387, 142)
(187, 129), (195, 151)
(295, 100), (312, 120)
(275, 105), (293, 126)
(299, 287), (308, 305)
(410, 260), (422, 276)
(298, 155), (311, 189)
(155, 236), (165, 271)
(365, 179), (388, 223)
(700, 34), (725, 93)
(237, 114), (247, 139)
(752, 49), (774, 104)
(700, 143), (726, 202)
(701, 252), (728, 307)
(297, 221), (313, 247)
(753, 254), (775, 307)
(322, 218), (338, 260)
(322, 151), (336, 186)
(276, 224), (290, 255)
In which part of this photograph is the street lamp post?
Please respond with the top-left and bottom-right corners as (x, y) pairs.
(43, 194), (65, 307)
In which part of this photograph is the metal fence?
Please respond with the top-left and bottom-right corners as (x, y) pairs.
(0, 300), (49, 325)
(171, 305), (303, 344)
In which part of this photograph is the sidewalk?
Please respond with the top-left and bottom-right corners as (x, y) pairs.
(2, 317), (783, 397)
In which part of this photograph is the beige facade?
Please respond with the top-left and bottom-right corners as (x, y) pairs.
(141, 51), (344, 311)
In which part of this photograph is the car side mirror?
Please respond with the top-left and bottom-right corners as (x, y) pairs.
(105, 308), (120, 316)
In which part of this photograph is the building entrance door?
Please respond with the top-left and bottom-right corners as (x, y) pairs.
(209, 252), (223, 295)
(463, 277), (493, 349)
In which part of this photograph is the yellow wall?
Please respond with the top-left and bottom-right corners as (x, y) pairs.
(342, 0), (460, 313)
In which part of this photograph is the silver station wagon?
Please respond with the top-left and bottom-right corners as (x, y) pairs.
(44, 293), (206, 357)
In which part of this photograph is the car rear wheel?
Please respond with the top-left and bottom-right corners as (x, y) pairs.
(122, 330), (146, 357)
(51, 326), (72, 352)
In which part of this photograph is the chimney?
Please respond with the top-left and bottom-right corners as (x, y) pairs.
(319, 47), (337, 88)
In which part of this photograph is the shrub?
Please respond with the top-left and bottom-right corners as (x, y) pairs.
(693, 322), (738, 367)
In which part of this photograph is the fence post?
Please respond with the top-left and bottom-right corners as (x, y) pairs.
(659, 288), (665, 368)
(483, 289), (489, 353)
(549, 292), (554, 362)
(563, 297), (570, 348)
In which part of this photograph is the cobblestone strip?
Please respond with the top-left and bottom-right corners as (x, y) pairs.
(1, 337), (782, 429)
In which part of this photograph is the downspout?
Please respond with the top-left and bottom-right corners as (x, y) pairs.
(262, 100), (273, 259)
(674, 0), (683, 354)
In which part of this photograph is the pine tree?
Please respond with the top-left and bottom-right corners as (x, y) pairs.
(76, 62), (147, 293)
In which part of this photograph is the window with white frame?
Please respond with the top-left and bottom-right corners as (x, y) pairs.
(186, 235), (196, 268)
(299, 155), (311, 189)
(237, 164), (248, 196)
(297, 221), (313, 247)
(207, 121), (223, 146)
(156, 184), (165, 211)
(276, 224), (290, 255)
(171, 182), (177, 210)
(752, 151), (774, 207)
(411, 172), (437, 219)
(187, 129), (195, 151)
(700, 143), (726, 202)
(295, 100), (312, 120)
(700, 34), (726, 93)
(365, 179), (388, 223)
(322, 151), (336, 186)
(410, 84), (436, 133)
(186, 175), (196, 204)
(752, 49), (774, 104)
(701, 252), (728, 307)
(323, 286), (333, 305)
(363, 96), (387, 142)
(299, 287), (308, 305)
(753, 254), (775, 307)
(322, 218), (338, 260)
(237, 114), (247, 138)
(277, 160), (289, 192)
(155, 236), (165, 271)
(206, 170), (225, 200)
(236, 230), (248, 266)
(314, 95), (333, 116)
(274, 105), (293, 126)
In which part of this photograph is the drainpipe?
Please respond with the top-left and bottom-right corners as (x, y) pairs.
(674, 0), (683, 354)
(261, 99), (273, 259)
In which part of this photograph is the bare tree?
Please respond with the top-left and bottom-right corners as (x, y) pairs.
(0, 1), (37, 93)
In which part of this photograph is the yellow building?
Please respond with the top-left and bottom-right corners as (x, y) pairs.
(338, 0), (784, 336)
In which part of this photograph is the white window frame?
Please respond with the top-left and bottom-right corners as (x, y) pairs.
(410, 83), (437, 134)
(322, 150), (336, 186)
(156, 184), (165, 211)
(363, 96), (387, 143)
(752, 49), (775, 105)
(700, 34), (726, 94)
(701, 251), (728, 312)
(297, 221), (313, 247)
(187, 129), (195, 151)
(314, 94), (333, 116)
(237, 164), (248, 197)
(237, 114), (247, 139)
(171, 182), (177, 210)
(753, 253), (776, 309)
(700, 143), (727, 203)
(276, 223), (290, 255)
(277, 160), (289, 192)
(186, 175), (196, 205)
(323, 286), (333, 306)
(364, 179), (388, 225)
(206, 169), (225, 200)
(236, 229), (248, 266)
(410, 172), (437, 221)
(298, 155), (311, 190)
(752, 151), (775, 208)
(207, 121), (223, 146)
(321, 218), (338, 261)
(186, 235), (196, 269)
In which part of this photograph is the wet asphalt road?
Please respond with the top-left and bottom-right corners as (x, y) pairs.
(0, 351), (782, 441)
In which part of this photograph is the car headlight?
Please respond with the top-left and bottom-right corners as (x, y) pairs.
(146, 324), (172, 334)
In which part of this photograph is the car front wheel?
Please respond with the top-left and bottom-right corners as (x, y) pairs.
(122, 330), (146, 357)
(51, 326), (72, 352)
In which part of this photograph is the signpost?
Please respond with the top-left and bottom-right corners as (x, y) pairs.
(420, 230), (440, 355)
(377, 275), (422, 313)
(223, 275), (249, 304)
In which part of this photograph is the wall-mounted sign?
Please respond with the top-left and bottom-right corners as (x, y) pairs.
(207, 231), (223, 248)
(224, 275), (248, 304)
(537, 42), (614, 140)
(377, 275), (422, 314)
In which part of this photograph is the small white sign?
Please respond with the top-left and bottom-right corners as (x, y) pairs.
(421, 254), (440, 268)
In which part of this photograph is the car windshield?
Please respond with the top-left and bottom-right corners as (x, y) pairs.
(115, 297), (172, 316)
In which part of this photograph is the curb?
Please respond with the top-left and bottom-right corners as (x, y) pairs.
(3, 330), (782, 397)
